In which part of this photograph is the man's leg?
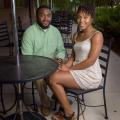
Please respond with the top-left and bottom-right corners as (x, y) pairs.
(34, 79), (50, 116)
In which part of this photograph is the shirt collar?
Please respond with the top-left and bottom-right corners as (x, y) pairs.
(36, 23), (50, 32)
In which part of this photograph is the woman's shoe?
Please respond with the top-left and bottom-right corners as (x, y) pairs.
(51, 111), (64, 120)
(51, 112), (76, 120)
(64, 112), (76, 120)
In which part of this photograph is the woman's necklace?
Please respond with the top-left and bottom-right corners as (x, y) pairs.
(76, 28), (96, 42)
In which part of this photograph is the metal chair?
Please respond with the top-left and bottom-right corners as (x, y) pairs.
(66, 39), (112, 120)
(0, 21), (15, 114)
(0, 22), (24, 115)
(51, 14), (61, 30)
(0, 83), (16, 115)
(0, 21), (14, 56)
(60, 19), (73, 45)
(18, 29), (24, 54)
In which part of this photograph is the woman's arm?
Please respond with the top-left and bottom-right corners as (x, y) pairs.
(71, 32), (103, 70)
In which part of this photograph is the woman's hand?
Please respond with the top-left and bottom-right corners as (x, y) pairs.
(58, 64), (70, 72)
(65, 57), (74, 68)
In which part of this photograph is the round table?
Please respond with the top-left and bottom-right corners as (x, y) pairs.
(0, 55), (58, 120)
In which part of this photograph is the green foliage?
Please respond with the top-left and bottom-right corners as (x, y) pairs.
(16, 0), (25, 7)
(95, 5), (120, 40)
(54, 0), (71, 11)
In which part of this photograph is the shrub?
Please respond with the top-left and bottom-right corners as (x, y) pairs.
(95, 5), (120, 40)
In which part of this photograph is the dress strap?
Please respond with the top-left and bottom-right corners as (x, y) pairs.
(90, 31), (100, 39)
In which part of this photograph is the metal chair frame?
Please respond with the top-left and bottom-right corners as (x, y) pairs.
(66, 39), (112, 120)
(0, 84), (17, 115)
(0, 21), (14, 56)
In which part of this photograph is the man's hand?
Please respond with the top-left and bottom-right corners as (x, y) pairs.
(55, 58), (63, 68)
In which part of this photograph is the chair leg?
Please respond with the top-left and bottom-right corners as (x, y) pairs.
(0, 84), (6, 114)
(22, 83), (37, 111)
(32, 82), (37, 111)
(77, 96), (80, 120)
(51, 94), (58, 111)
(81, 94), (84, 102)
(10, 47), (14, 56)
(9, 47), (12, 56)
(53, 98), (57, 111)
(103, 89), (108, 119)
(80, 103), (85, 120)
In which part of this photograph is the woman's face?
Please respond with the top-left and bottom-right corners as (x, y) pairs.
(77, 11), (93, 31)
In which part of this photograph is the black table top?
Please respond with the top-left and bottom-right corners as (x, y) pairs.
(0, 55), (58, 84)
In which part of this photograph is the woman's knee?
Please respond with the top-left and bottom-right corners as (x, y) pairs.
(48, 71), (67, 87)
(48, 74), (58, 87)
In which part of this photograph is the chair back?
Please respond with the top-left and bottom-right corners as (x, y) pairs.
(18, 29), (24, 54)
(60, 19), (73, 34)
(99, 39), (112, 88)
(0, 21), (10, 47)
(65, 39), (112, 120)
(51, 14), (61, 30)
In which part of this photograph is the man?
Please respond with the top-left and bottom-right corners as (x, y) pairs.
(21, 5), (65, 116)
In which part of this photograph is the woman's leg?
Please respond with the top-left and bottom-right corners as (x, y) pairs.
(48, 71), (80, 116)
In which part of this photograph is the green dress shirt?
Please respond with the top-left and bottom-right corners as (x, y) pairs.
(21, 23), (65, 59)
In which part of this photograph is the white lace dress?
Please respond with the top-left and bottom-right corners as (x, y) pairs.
(70, 38), (102, 89)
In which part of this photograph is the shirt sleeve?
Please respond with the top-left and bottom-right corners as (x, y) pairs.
(55, 30), (66, 60)
(21, 30), (33, 55)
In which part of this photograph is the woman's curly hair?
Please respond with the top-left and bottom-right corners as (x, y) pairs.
(77, 4), (96, 18)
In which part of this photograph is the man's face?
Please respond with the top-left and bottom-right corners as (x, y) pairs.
(37, 8), (52, 29)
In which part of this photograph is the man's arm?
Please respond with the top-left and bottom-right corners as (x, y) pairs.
(21, 30), (33, 55)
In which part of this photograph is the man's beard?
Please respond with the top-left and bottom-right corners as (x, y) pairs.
(37, 21), (50, 29)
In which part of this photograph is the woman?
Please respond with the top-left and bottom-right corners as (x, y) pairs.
(48, 4), (103, 120)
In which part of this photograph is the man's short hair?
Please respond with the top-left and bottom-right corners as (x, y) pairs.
(36, 5), (51, 17)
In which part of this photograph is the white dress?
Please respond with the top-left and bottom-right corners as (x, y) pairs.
(70, 36), (102, 89)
